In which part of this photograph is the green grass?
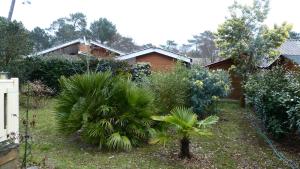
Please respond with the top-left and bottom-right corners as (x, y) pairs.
(19, 99), (298, 168)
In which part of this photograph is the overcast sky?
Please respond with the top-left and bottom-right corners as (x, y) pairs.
(1, 0), (299, 45)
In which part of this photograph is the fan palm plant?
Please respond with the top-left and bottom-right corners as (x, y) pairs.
(151, 107), (218, 159)
(56, 72), (155, 151)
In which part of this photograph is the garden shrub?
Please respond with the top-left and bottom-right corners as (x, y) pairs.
(21, 80), (54, 109)
(96, 59), (131, 76)
(1, 56), (89, 93)
(0, 57), (38, 85)
(244, 67), (300, 138)
(131, 63), (151, 82)
(190, 66), (231, 116)
(148, 63), (190, 114)
(56, 72), (155, 151)
(29, 57), (87, 93)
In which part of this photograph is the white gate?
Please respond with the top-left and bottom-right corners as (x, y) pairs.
(0, 78), (19, 143)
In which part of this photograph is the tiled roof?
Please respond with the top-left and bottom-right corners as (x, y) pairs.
(115, 47), (191, 63)
(278, 40), (300, 55)
(260, 40), (300, 68)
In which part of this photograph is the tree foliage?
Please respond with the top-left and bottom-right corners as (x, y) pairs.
(0, 17), (32, 66)
(108, 33), (140, 53)
(30, 27), (53, 51)
(90, 18), (117, 43)
(160, 40), (179, 53)
(188, 31), (218, 62)
(289, 31), (300, 40)
(216, 0), (292, 78)
(48, 12), (88, 44)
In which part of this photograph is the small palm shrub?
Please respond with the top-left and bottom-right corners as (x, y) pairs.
(244, 67), (300, 138)
(56, 72), (155, 151)
(190, 66), (231, 116)
(151, 107), (218, 159)
(148, 63), (190, 114)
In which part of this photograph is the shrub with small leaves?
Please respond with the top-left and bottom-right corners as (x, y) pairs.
(96, 59), (131, 76)
(244, 67), (300, 138)
(131, 63), (151, 82)
(190, 66), (231, 116)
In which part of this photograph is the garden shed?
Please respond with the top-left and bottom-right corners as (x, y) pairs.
(206, 58), (242, 100)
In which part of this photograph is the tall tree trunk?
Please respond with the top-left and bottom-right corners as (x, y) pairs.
(8, 0), (16, 21)
(179, 136), (191, 159)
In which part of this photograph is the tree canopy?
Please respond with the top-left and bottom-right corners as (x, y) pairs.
(30, 27), (53, 51)
(90, 18), (117, 43)
(48, 12), (88, 44)
(0, 17), (32, 66)
(216, 0), (292, 77)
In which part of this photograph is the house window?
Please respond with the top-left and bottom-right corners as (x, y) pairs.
(4, 93), (7, 129)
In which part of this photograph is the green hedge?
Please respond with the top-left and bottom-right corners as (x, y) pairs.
(1, 56), (151, 94)
(244, 67), (300, 138)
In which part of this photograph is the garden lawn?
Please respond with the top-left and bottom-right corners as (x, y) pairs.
(19, 99), (299, 169)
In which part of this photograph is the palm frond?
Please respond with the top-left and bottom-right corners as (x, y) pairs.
(107, 132), (132, 151)
(148, 128), (170, 147)
(197, 115), (219, 128)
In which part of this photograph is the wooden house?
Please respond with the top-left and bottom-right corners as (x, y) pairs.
(206, 40), (300, 100)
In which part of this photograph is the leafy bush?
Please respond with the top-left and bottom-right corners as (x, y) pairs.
(2, 56), (104, 92)
(190, 66), (231, 116)
(29, 57), (87, 92)
(21, 80), (54, 109)
(55, 73), (155, 151)
(96, 59), (131, 76)
(131, 63), (151, 82)
(244, 67), (300, 138)
(0, 57), (38, 84)
(148, 64), (190, 114)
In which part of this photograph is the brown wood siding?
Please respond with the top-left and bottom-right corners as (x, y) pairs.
(48, 43), (80, 55)
(135, 52), (177, 71)
(270, 57), (300, 71)
(91, 47), (111, 58)
(207, 59), (242, 100)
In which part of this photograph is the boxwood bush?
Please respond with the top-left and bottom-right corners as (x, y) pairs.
(244, 67), (300, 138)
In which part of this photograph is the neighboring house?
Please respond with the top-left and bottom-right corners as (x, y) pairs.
(33, 38), (191, 71)
(115, 48), (192, 71)
(33, 38), (124, 58)
(206, 40), (300, 100)
(260, 40), (300, 70)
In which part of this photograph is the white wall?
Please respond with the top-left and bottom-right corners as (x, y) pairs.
(0, 78), (19, 143)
